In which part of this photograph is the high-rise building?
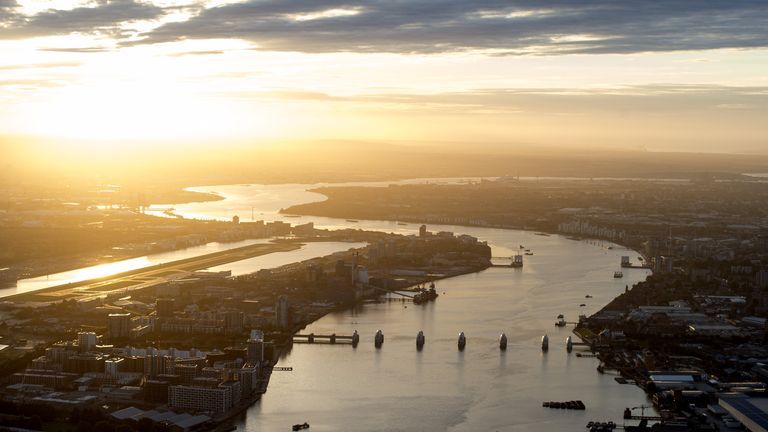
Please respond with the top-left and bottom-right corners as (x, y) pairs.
(419, 224), (428, 237)
(105, 358), (123, 376)
(175, 363), (199, 384)
(239, 366), (260, 395)
(156, 298), (175, 318)
(107, 313), (131, 340)
(77, 332), (97, 352)
(275, 296), (289, 329)
(223, 311), (244, 333)
(247, 330), (264, 366)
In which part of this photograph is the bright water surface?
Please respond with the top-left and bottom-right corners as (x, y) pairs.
(5, 240), (365, 298)
(151, 182), (653, 431)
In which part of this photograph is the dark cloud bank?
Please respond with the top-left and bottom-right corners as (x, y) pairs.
(2, 0), (768, 55)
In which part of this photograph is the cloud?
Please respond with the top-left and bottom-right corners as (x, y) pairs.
(168, 49), (225, 56)
(138, 0), (768, 55)
(0, 0), (164, 39)
(0, 1), (766, 56)
(0, 0), (17, 22)
(0, 61), (81, 70)
(218, 85), (768, 116)
(39, 47), (114, 53)
(0, 78), (65, 87)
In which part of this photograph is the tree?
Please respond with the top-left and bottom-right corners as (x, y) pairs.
(69, 408), (81, 424)
(92, 420), (114, 432)
(115, 424), (134, 432)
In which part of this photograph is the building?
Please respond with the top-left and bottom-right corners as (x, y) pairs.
(77, 332), (97, 352)
(419, 225), (427, 237)
(108, 313), (131, 340)
(222, 311), (244, 333)
(275, 295), (290, 328)
(157, 298), (175, 317)
(247, 330), (264, 366)
(175, 364), (199, 385)
(168, 382), (237, 414)
(292, 222), (314, 236)
(238, 366), (259, 395)
(719, 393), (768, 432)
(105, 358), (124, 377)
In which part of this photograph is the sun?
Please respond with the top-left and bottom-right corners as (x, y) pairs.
(18, 81), (254, 141)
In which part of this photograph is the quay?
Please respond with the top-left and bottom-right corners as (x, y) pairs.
(490, 254), (524, 267)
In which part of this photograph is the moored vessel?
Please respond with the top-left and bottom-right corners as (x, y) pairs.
(458, 332), (466, 351)
(374, 329), (384, 348)
(555, 314), (566, 327)
(499, 333), (508, 350)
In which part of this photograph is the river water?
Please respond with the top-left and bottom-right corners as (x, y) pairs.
(150, 182), (653, 431)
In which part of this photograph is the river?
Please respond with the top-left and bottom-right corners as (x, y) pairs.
(149, 181), (653, 431)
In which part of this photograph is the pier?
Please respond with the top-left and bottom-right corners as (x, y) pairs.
(490, 254), (524, 268)
(371, 286), (414, 299)
(620, 256), (651, 269)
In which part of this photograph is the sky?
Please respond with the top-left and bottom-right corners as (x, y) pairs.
(1, 0), (767, 154)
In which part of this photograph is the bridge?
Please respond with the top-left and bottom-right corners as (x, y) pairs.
(293, 333), (359, 345)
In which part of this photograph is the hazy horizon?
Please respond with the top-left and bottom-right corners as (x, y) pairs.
(1, 0), (767, 161)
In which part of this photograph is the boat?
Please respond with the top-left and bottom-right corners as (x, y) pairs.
(499, 333), (508, 351)
(292, 423), (310, 431)
(458, 332), (466, 351)
(613, 271), (623, 278)
(397, 222), (408, 226)
(541, 334), (549, 351)
(525, 252), (534, 256)
(579, 303), (586, 307)
(346, 219), (359, 223)
(416, 331), (425, 350)
(374, 329), (384, 348)
(351, 330), (359, 347)
(413, 292), (426, 304)
(566, 336), (573, 352)
(585, 294), (592, 298)
(543, 400), (585, 410)
(555, 314), (566, 327)
(413, 283), (439, 304)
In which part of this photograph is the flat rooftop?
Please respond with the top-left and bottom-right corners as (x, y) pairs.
(719, 393), (768, 432)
